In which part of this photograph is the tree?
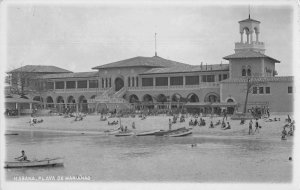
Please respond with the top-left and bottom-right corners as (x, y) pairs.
(7, 66), (48, 101)
(242, 76), (267, 114)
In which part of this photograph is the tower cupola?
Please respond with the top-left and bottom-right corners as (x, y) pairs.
(235, 15), (265, 54)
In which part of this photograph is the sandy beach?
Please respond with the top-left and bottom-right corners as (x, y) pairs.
(5, 114), (294, 141)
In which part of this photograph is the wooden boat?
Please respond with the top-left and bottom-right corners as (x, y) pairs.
(115, 132), (135, 137)
(104, 128), (120, 135)
(154, 127), (186, 136)
(168, 129), (192, 137)
(136, 129), (161, 136)
(4, 157), (64, 168)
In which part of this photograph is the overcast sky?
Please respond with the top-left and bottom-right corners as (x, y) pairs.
(6, 2), (295, 76)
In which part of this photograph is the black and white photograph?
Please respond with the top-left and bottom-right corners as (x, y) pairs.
(0, 0), (299, 189)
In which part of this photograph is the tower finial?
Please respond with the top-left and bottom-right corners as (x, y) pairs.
(155, 33), (157, 56)
(248, 5), (251, 19)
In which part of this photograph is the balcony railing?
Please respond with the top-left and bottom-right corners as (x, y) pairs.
(128, 82), (220, 91)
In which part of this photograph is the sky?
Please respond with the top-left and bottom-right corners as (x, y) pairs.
(5, 2), (295, 76)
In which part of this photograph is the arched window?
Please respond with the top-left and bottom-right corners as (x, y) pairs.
(128, 77), (131, 87)
(242, 66), (246, 76)
(247, 66), (251, 76)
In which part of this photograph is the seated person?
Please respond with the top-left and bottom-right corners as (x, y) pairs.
(15, 150), (28, 161)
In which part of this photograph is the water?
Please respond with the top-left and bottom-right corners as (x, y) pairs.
(5, 131), (293, 182)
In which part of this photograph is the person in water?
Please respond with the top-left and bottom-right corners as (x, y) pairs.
(209, 121), (214, 128)
(15, 150), (28, 161)
(169, 118), (172, 130)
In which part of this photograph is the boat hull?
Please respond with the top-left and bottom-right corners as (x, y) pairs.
(168, 130), (192, 137)
(115, 132), (134, 137)
(5, 158), (64, 168)
(136, 130), (161, 136)
(154, 127), (186, 136)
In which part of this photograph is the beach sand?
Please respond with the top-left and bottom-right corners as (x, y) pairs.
(5, 114), (294, 140)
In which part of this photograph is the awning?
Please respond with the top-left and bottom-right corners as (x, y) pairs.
(5, 98), (40, 104)
(185, 102), (212, 107)
(211, 102), (237, 107)
(184, 102), (237, 107)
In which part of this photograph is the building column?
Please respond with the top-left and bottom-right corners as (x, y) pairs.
(153, 77), (156, 87)
(246, 34), (249, 44)
(240, 32), (243, 43)
(87, 80), (89, 89)
(29, 103), (32, 112)
(75, 81), (78, 89)
(256, 32), (259, 42)
(168, 77), (170, 88)
(53, 81), (56, 90)
(183, 75), (186, 86)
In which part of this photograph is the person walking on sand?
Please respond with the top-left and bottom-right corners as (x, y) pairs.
(248, 120), (253, 135)
(169, 118), (172, 131)
(254, 119), (259, 133)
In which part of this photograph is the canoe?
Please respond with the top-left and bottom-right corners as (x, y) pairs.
(115, 132), (135, 137)
(104, 129), (120, 135)
(168, 130), (192, 137)
(4, 157), (64, 168)
(136, 129), (161, 136)
(154, 127), (186, 136)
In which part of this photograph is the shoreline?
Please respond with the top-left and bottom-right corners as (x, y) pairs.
(4, 114), (293, 142)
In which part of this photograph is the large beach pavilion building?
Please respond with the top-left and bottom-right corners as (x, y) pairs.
(6, 15), (293, 114)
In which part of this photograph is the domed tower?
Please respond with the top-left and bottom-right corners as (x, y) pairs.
(224, 13), (280, 78)
(235, 14), (265, 53)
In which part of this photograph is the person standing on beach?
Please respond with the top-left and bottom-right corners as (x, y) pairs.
(254, 119), (259, 133)
(248, 120), (253, 135)
(223, 110), (227, 121)
(169, 118), (172, 131)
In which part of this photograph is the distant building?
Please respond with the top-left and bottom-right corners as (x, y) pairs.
(5, 14), (293, 114)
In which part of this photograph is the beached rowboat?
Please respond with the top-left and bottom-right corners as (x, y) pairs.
(4, 157), (64, 168)
(115, 132), (135, 137)
(136, 129), (161, 136)
(154, 127), (186, 136)
(168, 130), (192, 137)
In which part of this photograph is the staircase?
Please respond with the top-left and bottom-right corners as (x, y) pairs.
(95, 87), (131, 110)
(112, 87), (127, 98)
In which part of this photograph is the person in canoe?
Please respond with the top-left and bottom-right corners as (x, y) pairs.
(15, 150), (28, 161)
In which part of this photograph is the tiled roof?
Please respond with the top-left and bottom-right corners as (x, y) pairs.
(92, 56), (190, 70)
(38, 72), (99, 79)
(8, 65), (72, 73)
(221, 76), (293, 83)
(239, 17), (260, 23)
(141, 64), (229, 75)
(223, 50), (280, 63)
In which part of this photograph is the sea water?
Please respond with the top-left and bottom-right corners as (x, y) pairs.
(5, 131), (293, 182)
